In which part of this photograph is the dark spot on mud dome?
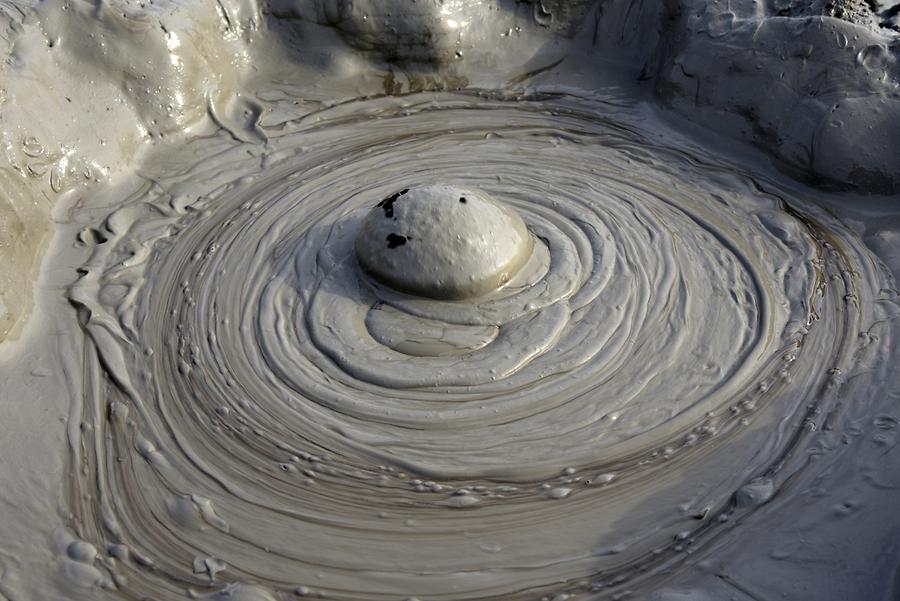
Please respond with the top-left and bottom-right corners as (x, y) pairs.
(377, 188), (409, 218)
(386, 233), (407, 249)
(459, 196), (467, 203)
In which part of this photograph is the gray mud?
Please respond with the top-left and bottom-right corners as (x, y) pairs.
(0, 1), (899, 600)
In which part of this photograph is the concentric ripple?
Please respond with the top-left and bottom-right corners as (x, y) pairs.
(66, 92), (897, 600)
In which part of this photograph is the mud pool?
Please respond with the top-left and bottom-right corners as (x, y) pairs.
(0, 2), (899, 601)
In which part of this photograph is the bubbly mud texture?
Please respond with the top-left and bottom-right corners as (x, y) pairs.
(57, 91), (900, 600)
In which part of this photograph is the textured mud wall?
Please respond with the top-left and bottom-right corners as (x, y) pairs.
(654, 0), (900, 193)
(0, 0), (256, 339)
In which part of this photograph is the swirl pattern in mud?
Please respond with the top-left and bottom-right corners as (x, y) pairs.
(65, 92), (897, 600)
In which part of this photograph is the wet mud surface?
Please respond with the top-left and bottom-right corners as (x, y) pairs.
(50, 90), (900, 600)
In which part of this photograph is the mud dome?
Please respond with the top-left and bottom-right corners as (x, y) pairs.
(355, 185), (534, 299)
(0, 2), (899, 601)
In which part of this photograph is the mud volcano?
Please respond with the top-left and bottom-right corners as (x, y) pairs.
(58, 92), (899, 600)
(0, 1), (899, 601)
(356, 185), (533, 300)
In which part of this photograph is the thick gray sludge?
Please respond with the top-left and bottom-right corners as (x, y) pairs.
(62, 92), (899, 600)
(0, 1), (898, 600)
